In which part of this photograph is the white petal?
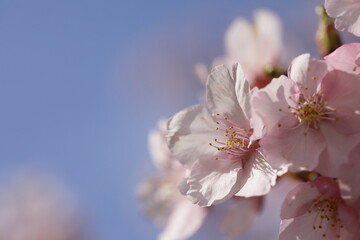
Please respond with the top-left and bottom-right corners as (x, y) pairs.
(235, 150), (277, 197)
(207, 65), (250, 128)
(233, 63), (252, 122)
(185, 159), (243, 207)
(261, 126), (326, 172)
(253, 9), (283, 67)
(148, 119), (176, 170)
(167, 105), (220, 168)
(177, 178), (189, 196)
(325, 0), (360, 36)
(158, 199), (207, 240)
(317, 123), (360, 177)
(224, 18), (256, 67)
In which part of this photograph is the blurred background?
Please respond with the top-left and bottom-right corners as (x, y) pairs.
(0, 0), (356, 239)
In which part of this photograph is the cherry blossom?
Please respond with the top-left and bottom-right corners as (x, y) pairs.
(324, 43), (360, 75)
(251, 53), (360, 176)
(195, 9), (284, 89)
(137, 120), (207, 240)
(218, 197), (262, 238)
(139, 120), (264, 239)
(0, 172), (83, 240)
(279, 177), (360, 240)
(167, 64), (276, 207)
(140, 4), (360, 239)
(325, 0), (360, 37)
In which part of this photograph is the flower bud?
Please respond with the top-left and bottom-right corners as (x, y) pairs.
(315, 6), (342, 57)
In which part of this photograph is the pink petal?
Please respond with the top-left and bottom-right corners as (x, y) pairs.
(288, 54), (330, 94)
(280, 193), (360, 240)
(279, 215), (335, 240)
(338, 146), (360, 205)
(148, 119), (179, 170)
(324, 43), (360, 74)
(219, 197), (261, 238)
(336, 203), (360, 239)
(320, 70), (360, 135)
(280, 182), (319, 219)
(251, 75), (297, 139)
(317, 123), (360, 177)
(261, 126), (326, 172)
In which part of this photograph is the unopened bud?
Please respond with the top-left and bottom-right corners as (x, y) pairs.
(315, 6), (342, 57)
(263, 64), (286, 78)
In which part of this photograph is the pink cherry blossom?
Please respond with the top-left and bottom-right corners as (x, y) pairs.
(324, 43), (360, 75)
(218, 197), (262, 238)
(137, 120), (207, 240)
(148, 119), (184, 171)
(167, 64), (276, 207)
(325, 0), (360, 37)
(0, 172), (83, 240)
(279, 177), (360, 240)
(195, 9), (284, 89)
(140, 120), (263, 239)
(251, 53), (360, 176)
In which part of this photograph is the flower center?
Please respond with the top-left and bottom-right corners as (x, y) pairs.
(307, 197), (343, 238)
(290, 91), (337, 130)
(209, 114), (256, 161)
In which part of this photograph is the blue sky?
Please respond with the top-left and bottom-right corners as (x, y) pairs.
(0, 0), (352, 239)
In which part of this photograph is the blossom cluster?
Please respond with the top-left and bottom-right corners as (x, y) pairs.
(138, 1), (360, 240)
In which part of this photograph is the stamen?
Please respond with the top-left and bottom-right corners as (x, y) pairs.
(209, 114), (256, 161)
(308, 197), (343, 238)
(289, 91), (338, 130)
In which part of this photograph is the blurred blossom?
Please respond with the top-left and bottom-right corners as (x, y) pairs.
(218, 197), (261, 238)
(325, 0), (360, 37)
(137, 119), (208, 240)
(0, 171), (84, 240)
(195, 9), (286, 89)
